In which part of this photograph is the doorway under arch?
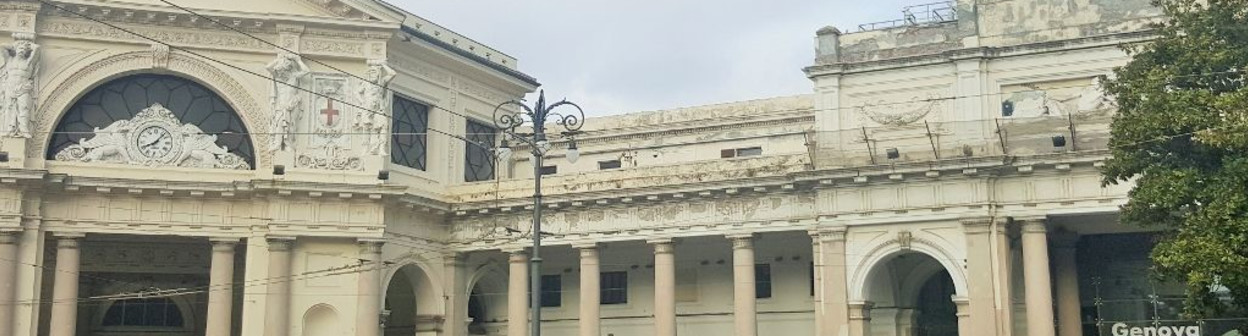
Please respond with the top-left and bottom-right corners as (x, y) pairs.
(862, 252), (960, 336)
(383, 264), (439, 336)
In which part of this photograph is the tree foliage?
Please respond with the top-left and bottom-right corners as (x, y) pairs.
(1102, 0), (1248, 319)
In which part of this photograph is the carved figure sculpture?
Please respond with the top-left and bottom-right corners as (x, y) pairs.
(266, 52), (310, 152)
(355, 59), (396, 155)
(0, 33), (40, 138)
(55, 104), (250, 170)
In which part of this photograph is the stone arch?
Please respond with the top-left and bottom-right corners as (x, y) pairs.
(32, 50), (268, 166)
(849, 236), (968, 302)
(383, 262), (441, 336)
(302, 303), (341, 336)
(465, 262), (507, 333)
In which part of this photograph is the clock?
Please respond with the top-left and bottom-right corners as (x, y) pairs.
(136, 125), (174, 159)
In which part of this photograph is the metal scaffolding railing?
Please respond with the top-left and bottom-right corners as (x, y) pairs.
(857, 1), (959, 32)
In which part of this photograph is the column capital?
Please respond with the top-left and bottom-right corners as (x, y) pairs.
(357, 239), (385, 254)
(810, 227), (847, 242)
(728, 234), (754, 250)
(55, 233), (84, 249)
(951, 296), (971, 317)
(210, 238), (238, 252)
(267, 236), (296, 252)
(571, 242), (599, 250)
(52, 232), (86, 239)
(209, 237), (240, 244)
(508, 250), (528, 263)
(499, 245), (527, 254)
(959, 216), (1000, 234)
(1018, 217), (1049, 233)
(848, 301), (874, 320)
(650, 238), (675, 254)
(0, 230), (17, 244)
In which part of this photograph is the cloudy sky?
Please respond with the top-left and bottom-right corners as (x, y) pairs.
(396, 0), (922, 116)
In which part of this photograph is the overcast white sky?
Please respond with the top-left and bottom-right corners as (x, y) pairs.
(395, 0), (923, 116)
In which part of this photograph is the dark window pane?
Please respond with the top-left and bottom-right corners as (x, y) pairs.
(391, 95), (430, 170)
(721, 149), (736, 158)
(738, 147), (763, 157)
(601, 271), (628, 304)
(101, 298), (184, 327)
(539, 166), (557, 176)
(756, 264), (772, 299)
(541, 274), (562, 307)
(48, 74), (255, 167)
(598, 160), (621, 170)
(464, 120), (497, 182)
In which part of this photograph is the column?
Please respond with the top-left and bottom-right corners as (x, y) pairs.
(1021, 218), (1056, 336)
(264, 237), (294, 336)
(576, 244), (600, 336)
(961, 218), (1004, 336)
(0, 232), (18, 336)
(729, 234), (757, 336)
(1052, 231), (1082, 336)
(814, 228), (850, 336)
(48, 233), (84, 336)
(651, 238), (676, 336)
(507, 250), (528, 336)
(207, 238), (238, 336)
(953, 297), (971, 336)
(848, 301), (872, 336)
(443, 253), (469, 336)
(356, 240), (384, 336)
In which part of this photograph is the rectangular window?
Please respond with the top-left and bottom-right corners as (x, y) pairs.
(756, 264), (772, 299)
(600, 271), (628, 304)
(539, 165), (558, 176)
(737, 147), (763, 157)
(598, 160), (622, 170)
(721, 147), (763, 158)
(391, 95), (430, 170)
(540, 274), (562, 307)
(464, 119), (497, 182)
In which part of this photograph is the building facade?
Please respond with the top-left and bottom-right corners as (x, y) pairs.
(0, 0), (1234, 336)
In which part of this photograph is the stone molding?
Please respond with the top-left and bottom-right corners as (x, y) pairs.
(266, 236), (295, 251)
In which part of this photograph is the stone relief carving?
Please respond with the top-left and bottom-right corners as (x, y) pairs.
(150, 43), (170, 69)
(40, 21), (269, 52)
(1005, 76), (1116, 118)
(54, 103), (250, 170)
(0, 33), (39, 138)
(354, 59), (396, 155)
(266, 52), (310, 152)
(295, 74), (361, 171)
(856, 94), (941, 126)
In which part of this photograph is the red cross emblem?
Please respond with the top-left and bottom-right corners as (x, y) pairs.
(320, 100), (340, 127)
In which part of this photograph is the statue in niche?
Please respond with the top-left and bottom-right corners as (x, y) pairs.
(266, 52), (310, 153)
(0, 33), (40, 138)
(354, 59), (396, 155)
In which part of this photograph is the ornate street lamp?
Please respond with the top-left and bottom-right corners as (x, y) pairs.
(492, 90), (585, 336)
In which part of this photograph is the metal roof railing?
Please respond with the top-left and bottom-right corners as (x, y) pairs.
(857, 1), (958, 32)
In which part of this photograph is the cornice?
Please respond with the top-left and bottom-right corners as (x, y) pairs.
(449, 150), (1111, 218)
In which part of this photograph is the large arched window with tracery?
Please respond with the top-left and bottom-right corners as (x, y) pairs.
(47, 74), (255, 168)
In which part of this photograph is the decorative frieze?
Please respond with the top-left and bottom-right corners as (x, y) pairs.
(54, 103), (252, 169)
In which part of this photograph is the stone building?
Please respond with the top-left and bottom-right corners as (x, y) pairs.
(0, 0), (1229, 336)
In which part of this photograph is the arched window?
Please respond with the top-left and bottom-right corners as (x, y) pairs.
(101, 297), (185, 328)
(48, 74), (255, 167)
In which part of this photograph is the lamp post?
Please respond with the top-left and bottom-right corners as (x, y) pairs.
(492, 90), (585, 336)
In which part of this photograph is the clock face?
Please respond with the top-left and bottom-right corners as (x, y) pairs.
(136, 126), (174, 158)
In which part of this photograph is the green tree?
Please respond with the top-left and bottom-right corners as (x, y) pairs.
(1102, 0), (1248, 321)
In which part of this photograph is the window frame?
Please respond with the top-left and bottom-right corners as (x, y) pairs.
(540, 274), (562, 308)
(600, 271), (629, 305)
(464, 119), (498, 182)
(598, 160), (622, 170)
(756, 263), (773, 299)
(391, 94), (432, 171)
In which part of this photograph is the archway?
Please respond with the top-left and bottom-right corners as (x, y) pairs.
(862, 252), (959, 336)
(302, 304), (341, 336)
(46, 73), (256, 168)
(383, 264), (439, 336)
